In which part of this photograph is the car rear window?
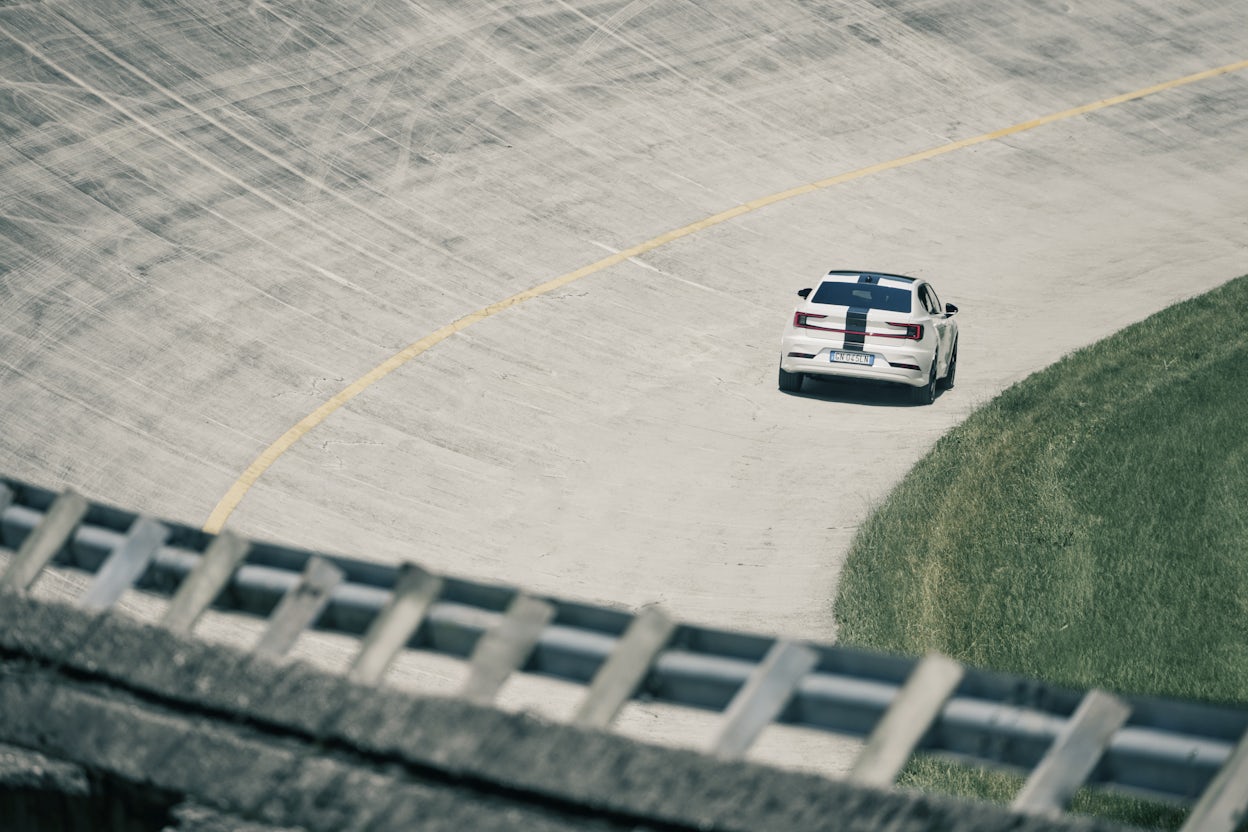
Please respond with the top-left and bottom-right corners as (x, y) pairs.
(811, 281), (912, 313)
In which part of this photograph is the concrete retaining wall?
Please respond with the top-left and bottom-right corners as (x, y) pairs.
(0, 592), (1128, 831)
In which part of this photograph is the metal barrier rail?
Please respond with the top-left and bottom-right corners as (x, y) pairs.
(1, 477), (1246, 830)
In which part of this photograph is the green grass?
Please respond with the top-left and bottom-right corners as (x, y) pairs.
(834, 274), (1248, 827)
(892, 757), (1190, 830)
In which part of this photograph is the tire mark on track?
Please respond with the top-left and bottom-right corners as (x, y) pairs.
(563, 0), (660, 70)
(48, 10), (467, 265)
(1, 137), (390, 355)
(202, 56), (1248, 533)
(0, 19), (456, 305)
(50, 3), (519, 279)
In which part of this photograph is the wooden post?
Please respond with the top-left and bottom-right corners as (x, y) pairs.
(1012, 689), (1131, 815)
(80, 517), (170, 611)
(160, 531), (251, 634)
(850, 652), (965, 787)
(348, 562), (443, 686)
(1180, 727), (1248, 832)
(711, 640), (818, 758)
(253, 556), (344, 659)
(0, 490), (89, 593)
(573, 606), (676, 729)
(460, 594), (555, 706)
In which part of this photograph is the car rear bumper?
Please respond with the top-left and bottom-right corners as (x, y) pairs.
(779, 336), (930, 387)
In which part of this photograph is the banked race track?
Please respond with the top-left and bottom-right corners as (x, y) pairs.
(2, 0), (1247, 774)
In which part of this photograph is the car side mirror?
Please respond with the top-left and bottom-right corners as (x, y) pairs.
(797, 287), (812, 298)
(945, 303), (959, 315)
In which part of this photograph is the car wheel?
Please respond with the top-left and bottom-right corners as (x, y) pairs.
(911, 355), (937, 405)
(938, 341), (958, 390)
(778, 364), (804, 392)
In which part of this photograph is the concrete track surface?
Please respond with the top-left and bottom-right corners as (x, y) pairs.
(1, 0), (1247, 772)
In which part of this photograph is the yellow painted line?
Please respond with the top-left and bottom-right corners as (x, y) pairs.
(203, 58), (1248, 534)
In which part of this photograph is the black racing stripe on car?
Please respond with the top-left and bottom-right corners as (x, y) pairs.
(844, 307), (868, 351)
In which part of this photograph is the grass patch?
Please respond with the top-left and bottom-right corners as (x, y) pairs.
(834, 274), (1248, 827)
(893, 756), (1189, 830)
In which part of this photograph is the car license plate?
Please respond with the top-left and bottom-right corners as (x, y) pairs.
(831, 351), (873, 366)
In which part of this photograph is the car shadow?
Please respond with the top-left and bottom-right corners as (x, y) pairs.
(780, 375), (946, 407)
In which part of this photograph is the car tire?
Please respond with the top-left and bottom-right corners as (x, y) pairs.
(778, 364), (804, 393)
(938, 341), (958, 390)
(911, 356), (937, 405)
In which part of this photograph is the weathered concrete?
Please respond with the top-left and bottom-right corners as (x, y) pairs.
(165, 803), (303, 832)
(1, 741), (174, 832)
(0, 743), (88, 795)
(0, 592), (1133, 831)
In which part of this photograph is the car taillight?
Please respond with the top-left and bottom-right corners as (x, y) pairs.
(794, 312), (828, 329)
(884, 321), (923, 340)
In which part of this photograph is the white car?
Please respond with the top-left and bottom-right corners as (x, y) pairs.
(779, 270), (958, 404)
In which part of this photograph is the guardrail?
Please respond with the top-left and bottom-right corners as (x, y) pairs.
(1, 476), (1245, 830)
